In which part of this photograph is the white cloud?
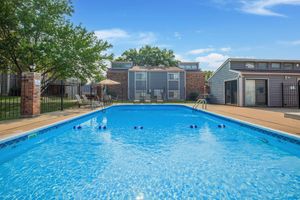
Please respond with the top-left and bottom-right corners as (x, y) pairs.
(94, 28), (157, 46)
(241, 0), (300, 17)
(220, 47), (231, 52)
(195, 53), (229, 70)
(174, 32), (182, 39)
(136, 32), (157, 45)
(187, 47), (231, 55)
(174, 54), (187, 61)
(187, 48), (215, 55)
(94, 28), (129, 41)
(278, 39), (300, 46)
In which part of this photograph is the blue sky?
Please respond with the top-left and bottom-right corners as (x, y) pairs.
(71, 0), (300, 70)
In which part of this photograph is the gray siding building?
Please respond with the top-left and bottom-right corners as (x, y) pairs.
(107, 62), (206, 101)
(208, 58), (300, 107)
(128, 66), (186, 100)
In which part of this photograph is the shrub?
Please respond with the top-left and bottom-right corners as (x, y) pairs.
(188, 92), (199, 101)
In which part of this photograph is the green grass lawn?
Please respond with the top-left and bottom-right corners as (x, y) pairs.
(0, 96), (78, 121)
(0, 96), (21, 121)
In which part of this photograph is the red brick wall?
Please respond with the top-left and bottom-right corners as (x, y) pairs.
(21, 72), (41, 117)
(185, 71), (205, 99)
(106, 70), (128, 100)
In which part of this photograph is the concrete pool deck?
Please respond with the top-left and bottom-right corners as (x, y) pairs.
(0, 104), (299, 141)
(0, 107), (97, 141)
(198, 104), (300, 136)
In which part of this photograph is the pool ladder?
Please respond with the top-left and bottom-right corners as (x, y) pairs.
(193, 99), (207, 110)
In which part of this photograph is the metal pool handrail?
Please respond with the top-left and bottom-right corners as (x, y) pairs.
(193, 99), (207, 110)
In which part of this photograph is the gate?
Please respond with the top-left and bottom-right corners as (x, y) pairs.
(281, 82), (300, 108)
(0, 74), (22, 120)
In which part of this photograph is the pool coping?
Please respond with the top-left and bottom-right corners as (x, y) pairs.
(0, 107), (103, 144)
(184, 105), (300, 142)
(0, 104), (299, 148)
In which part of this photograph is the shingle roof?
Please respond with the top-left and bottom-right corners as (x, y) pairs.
(229, 58), (300, 63)
(129, 66), (184, 72)
(238, 69), (300, 73)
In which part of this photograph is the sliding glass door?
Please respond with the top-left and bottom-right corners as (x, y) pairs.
(255, 80), (268, 106)
(225, 80), (237, 105)
(245, 79), (268, 106)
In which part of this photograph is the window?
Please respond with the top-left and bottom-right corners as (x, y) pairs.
(168, 73), (179, 80)
(135, 90), (146, 99)
(136, 72), (146, 80)
(258, 63), (268, 69)
(271, 63), (280, 69)
(283, 63), (293, 70)
(154, 89), (163, 97)
(112, 62), (133, 69)
(181, 65), (197, 70)
(245, 62), (255, 69)
(168, 90), (180, 99)
(296, 64), (300, 68)
(179, 63), (198, 70)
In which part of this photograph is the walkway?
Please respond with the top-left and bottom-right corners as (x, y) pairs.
(0, 108), (95, 141)
(202, 104), (300, 136)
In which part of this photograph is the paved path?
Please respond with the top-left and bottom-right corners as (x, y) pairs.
(0, 104), (299, 141)
(200, 104), (300, 136)
(0, 108), (95, 141)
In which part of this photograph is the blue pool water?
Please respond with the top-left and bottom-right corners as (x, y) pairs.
(0, 105), (300, 199)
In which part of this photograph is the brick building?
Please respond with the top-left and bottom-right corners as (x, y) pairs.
(106, 61), (205, 101)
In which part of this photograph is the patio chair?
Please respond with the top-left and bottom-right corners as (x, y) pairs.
(82, 94), (103, 108)
(133, 99), (140, 103)
(133, 94), (141, 103)
(75, 94), (85, 108)
(156, 94), (164, 103)
(103, 94), (112, 105)
(145, 94), (151, 103)
(81, 94), (90, 103)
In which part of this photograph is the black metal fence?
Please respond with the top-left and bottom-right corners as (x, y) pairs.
(41, 81), (83, 113)
(0, 74), (22, 120)
(282, 82), (300, 108)
(0, 74), (102, 120)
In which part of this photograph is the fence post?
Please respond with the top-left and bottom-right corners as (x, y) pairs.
(60, 80), (64, 111)
(298, 82), (300, 109)
(90, 84), (93, 109)
(21, 72), (41, 117)
(122, 87), (124, 102)
(281, 83), (284, 107)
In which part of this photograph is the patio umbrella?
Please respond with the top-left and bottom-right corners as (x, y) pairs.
(97, 79), (120, 99)
(98, 79), (120, 86)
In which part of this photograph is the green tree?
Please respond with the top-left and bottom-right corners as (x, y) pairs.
(0, 0), (112, 90)
(116, 45), (178, 67)
(203, 70), (214, 81)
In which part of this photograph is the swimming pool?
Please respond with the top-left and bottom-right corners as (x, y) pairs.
(0, 105), (300, 199)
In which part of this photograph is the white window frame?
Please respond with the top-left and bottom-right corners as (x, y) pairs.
(135, 90), (146, 99)
(168, 72), (180, 81)
(271, 63), (281, 69)
(135, 72), (147, 81)
(168, 90), (180, 100)
(134, 72), (147, 100)
(257, 62), (268, 69)
(245, 62), (255, 69)
(167, 72), (180, 100)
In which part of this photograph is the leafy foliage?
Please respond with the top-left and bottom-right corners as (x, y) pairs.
(188, 92), (199, 101)
(203, 70), (214, 81)
(116, 45), (178, 67)
(0, 0), (112, 89)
